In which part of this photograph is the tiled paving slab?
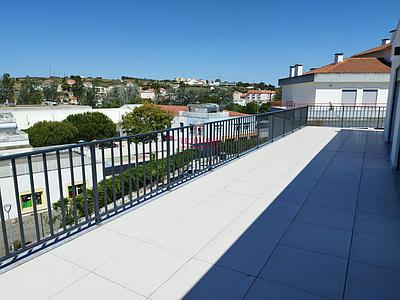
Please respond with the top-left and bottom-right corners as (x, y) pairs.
(1, 127), (400, 300)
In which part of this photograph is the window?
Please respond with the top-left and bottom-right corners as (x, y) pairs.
(362, 90), (378, 105)
(67, 183), (85, 198)
(341, 90), (357, 105)
(20, 191), (45, 213)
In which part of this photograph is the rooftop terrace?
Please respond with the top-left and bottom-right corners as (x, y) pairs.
(1, 126), (399, 299)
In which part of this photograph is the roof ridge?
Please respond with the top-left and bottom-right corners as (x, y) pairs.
(351, 43), (391, 57)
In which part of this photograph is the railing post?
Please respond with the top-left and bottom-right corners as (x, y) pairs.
(0, 188), (10, 257)
(166, 128), (171, 190)
(299, 107), (303, 128)
(236, 120), (240, 157)
(256, 115), (260, 148)
(305, 106), (309, 126)
(340, 106), (345, 128)
(376, 106), (381, 129)
(291, 108), (296, 132)
(208, 123), (213, 170)
(270, 113), (275, 142)
(90, 144), (100, 224)
(282, 110), (286, 136)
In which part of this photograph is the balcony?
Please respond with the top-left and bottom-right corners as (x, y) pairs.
(1, 106), (399, 299)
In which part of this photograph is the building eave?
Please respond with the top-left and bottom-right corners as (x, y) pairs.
(278, 74), (315, 86)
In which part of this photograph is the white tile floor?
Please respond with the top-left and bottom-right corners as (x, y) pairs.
(1, 127), (399, 300)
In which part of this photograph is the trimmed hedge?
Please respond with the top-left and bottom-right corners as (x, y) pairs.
(64, 112), (116, 142)
(27, 121), (79, 147)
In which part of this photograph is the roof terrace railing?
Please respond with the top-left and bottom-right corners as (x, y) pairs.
(0, 106), (308, 269)
(307, 105), (386, 129)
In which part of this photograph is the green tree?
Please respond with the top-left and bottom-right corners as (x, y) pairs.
(64, 112), (116, 141)
(274, 87), (282, 101)
(82, 87), (97, 108)
(71, 76), (84, 101)
(102, 86), (122, 108)
(43, 81), (59, 101)
(259, 102), (271, 113)
(27, 121), (79, 147)
(18, 77), (43, 105)
(0, 73), (15, 104)
(244, 101), (259, 114)
(101, 85), (141, 108)
(121, 104), (174, 138)
(61, 77), (70, 91)
(225, 103), (245, 113)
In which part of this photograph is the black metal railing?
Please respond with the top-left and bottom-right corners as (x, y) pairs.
(0, 106), (308, 268)
(307, 105), (386, 128)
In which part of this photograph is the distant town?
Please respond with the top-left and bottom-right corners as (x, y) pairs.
(0, 74), (278, 113)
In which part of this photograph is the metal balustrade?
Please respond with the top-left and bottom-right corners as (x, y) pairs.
(0, 106), (308, 268)
(307, 105), (386, 128)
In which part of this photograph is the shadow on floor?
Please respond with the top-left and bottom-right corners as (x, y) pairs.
(183, 129), (400, 300)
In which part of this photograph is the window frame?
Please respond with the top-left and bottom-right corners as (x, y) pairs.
(66, 181), (86, 199)
(341, 89), (357, 106)
(20, 189), (46, 214)
(361, 89), (378, 106)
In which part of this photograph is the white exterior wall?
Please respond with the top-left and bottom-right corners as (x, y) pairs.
(0, 106), (91, 130)
(281, 82), (316, 105)
(0, 104), (142, 130)
(314, 82), (389, 106)
(281, 73), (390, 106)
(0, 161), (101, 219)
(140, 91), (156, 100)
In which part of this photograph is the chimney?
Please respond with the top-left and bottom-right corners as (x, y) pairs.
(390, 29), (396, 43)
(289, 65), (295, 77)
(382, 38), (390, 45)
(294, 64), (303, 76)
(334, 53), (344, 63)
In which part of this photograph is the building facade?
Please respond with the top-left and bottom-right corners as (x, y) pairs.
(385, 21), (400, 168)
(140, 89), (156, 100)
(279, 41), (392, 106)
(233, 90), (275, 106)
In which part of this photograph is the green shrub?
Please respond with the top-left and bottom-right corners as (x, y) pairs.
(27, 121), (79, 147)
(64, 112), (116, 142)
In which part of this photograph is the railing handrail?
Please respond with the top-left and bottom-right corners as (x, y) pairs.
(0, 107), (299, 161)
(307, 105), (386, 129)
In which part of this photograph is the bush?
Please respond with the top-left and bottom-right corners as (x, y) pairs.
(27, 121), (79, 147)
(64, 112), (116, 142)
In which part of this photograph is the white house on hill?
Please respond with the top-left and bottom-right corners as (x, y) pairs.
(279, 39), (392, 106)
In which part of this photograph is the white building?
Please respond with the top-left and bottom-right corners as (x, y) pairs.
(233, 90), (275, 106)
(140, 89), (156, 100)
(176, 103), (230, 126)
(245, 90), (275, 104)
(279, 40), (392, 106)
(385, 21), (400, 168)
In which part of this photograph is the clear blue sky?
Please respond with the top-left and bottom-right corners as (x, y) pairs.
(1, 0), (399, 85)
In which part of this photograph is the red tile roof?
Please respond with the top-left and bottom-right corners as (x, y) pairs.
(304, 57), (390, 75)
(225, 110), (248, 117)
(157, 105), (188, 116)
(351, 43), (391, 58)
